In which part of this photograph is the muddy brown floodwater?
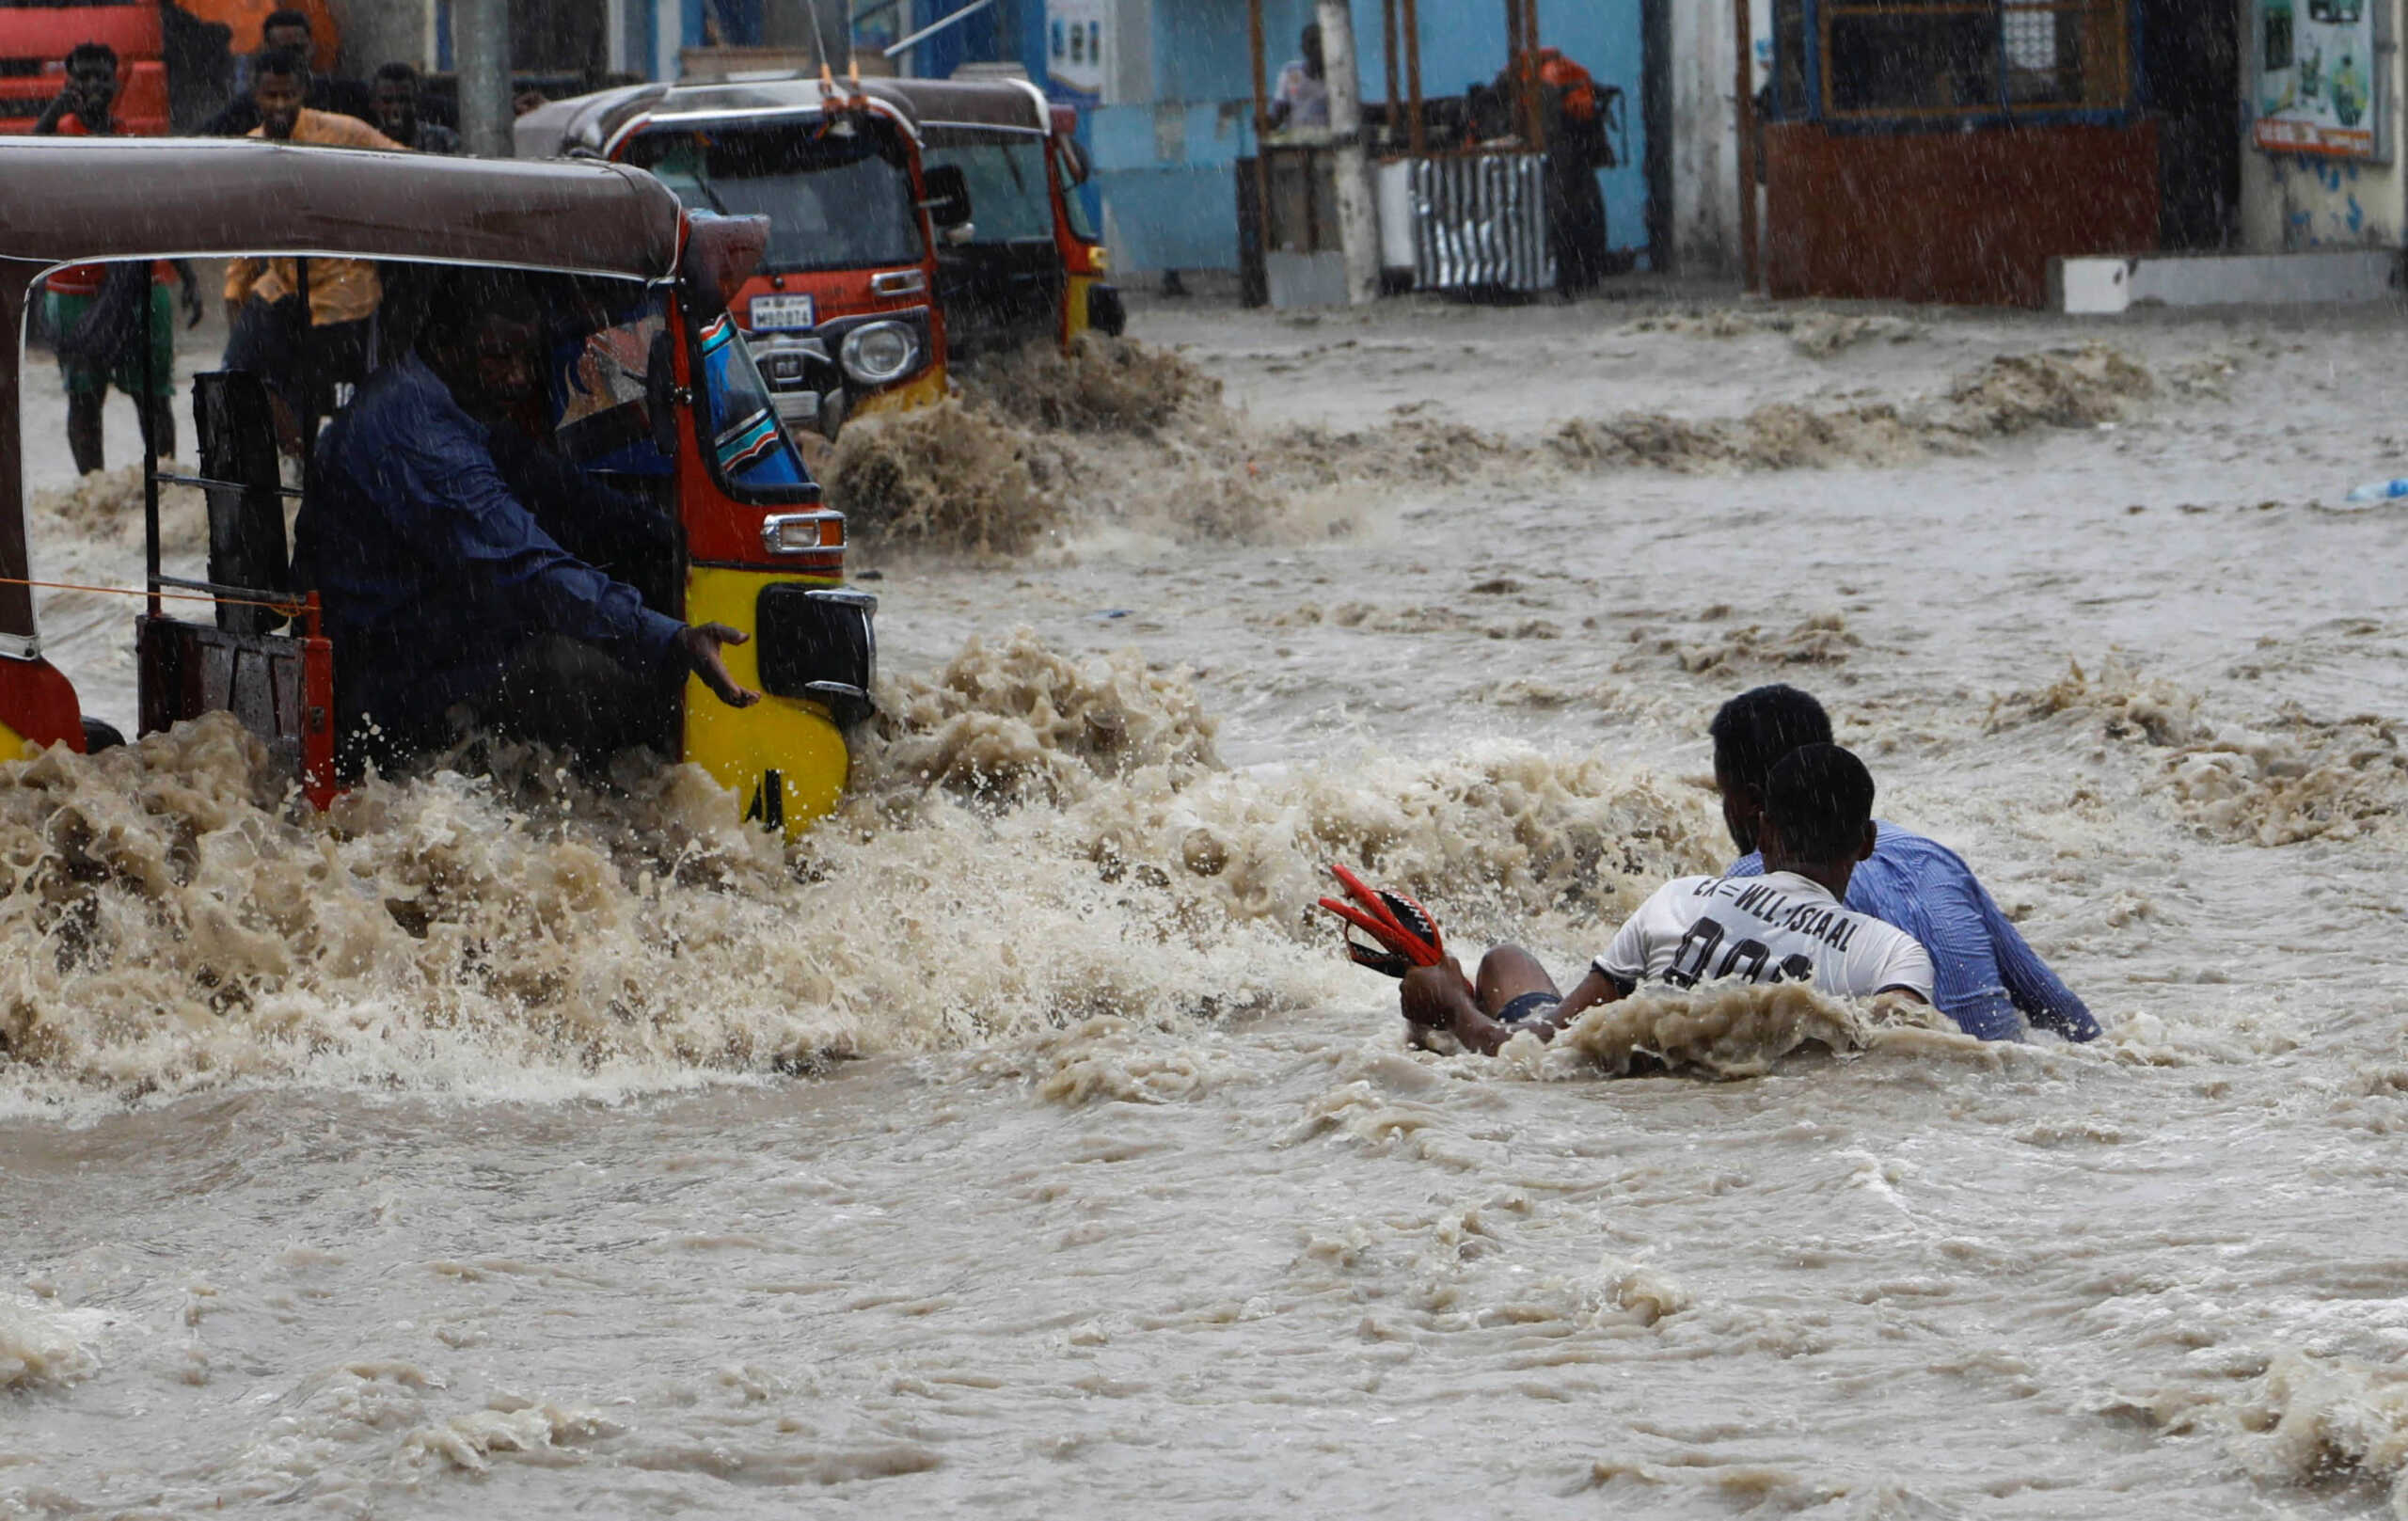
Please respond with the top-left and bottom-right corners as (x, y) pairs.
(8, 290), (2408, 1518)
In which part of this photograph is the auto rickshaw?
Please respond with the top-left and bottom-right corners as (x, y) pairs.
(894, 77), (1124, 362)
(515, 73), (1122, 436)
(0, 137), (873, 836)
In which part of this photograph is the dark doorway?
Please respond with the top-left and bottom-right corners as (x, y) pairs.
(2141, 0), (2242, 249)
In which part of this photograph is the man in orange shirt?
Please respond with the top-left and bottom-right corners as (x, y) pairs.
(220, 46), (404, 450)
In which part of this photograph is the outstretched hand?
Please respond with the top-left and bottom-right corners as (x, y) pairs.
(1400, 957), (1471, 1030)
(677, 621), (761, 708)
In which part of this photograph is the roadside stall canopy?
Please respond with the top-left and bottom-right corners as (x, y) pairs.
(1241, 0), (1565, 296)
(0, 136), (687, 648)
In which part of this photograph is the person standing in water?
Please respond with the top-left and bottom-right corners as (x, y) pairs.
(369, 62), (459, 153)
(218, 46), (404, 451)
(1400, 744), (1935, 1055)
(33, 42), (205, 471)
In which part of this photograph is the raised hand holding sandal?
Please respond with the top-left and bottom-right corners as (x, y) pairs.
(1315, 863), (1455, 980)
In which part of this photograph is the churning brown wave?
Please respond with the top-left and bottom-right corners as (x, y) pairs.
(820, 335), (2167, 557)
(0, 629), (1737, 1104)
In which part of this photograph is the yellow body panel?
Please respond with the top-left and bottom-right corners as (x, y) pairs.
(1066, 274), (1096, 343)
(681, 564), (854, 837)
(850, 366), (947, 420)
(0, 718), (25, 760)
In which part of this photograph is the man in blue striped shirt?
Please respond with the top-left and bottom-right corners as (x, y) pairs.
(1712, 685), (2099, 1042)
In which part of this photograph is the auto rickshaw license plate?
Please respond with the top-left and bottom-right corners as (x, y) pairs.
(750, 293), (816, 331)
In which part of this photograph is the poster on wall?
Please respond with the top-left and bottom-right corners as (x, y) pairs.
(2254, 0), (2390, 159)
(1047, 0), (1106, 98)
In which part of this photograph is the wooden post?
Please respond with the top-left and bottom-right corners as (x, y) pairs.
(1382, 0), (1399, 150)
(1248, 0), (1268, 135)
(1248, 0), (1273, 290)
(1514, 0), (1544, 151)
(1402, 0), (1424, 153)
(1735, 0), (1759, 291)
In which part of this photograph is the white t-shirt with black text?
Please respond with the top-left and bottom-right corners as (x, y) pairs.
(1596, 871), (1935, 1002)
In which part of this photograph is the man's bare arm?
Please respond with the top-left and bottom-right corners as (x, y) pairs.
(1402, 960), (1627, 1057)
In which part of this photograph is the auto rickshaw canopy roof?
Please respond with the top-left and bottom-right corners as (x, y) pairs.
(0, 137), (685, 273)
(515, 73), (1052, 161)
(0, 137), (689, 647)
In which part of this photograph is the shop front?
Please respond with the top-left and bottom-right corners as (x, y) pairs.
(1759, 0), (2160, 306)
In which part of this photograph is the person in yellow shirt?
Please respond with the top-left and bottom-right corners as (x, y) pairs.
(220, 46), (404, 450)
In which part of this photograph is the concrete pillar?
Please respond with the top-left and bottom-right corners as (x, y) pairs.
(1315, 0), (1380, 304)
(1668, 0), (1742, 276)
(454, 0), (512, 155)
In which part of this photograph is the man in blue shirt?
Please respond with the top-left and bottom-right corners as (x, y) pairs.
(297, 274), (757, 772)
(1711, 685), (2099, 1042)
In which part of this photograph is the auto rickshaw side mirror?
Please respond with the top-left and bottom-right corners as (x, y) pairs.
(646, 327), (680, 459)
(920, 164), (974, 230)
(680, 212), (770, 319)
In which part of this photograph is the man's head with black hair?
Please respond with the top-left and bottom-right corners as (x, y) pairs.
(61, 41), (119, 125)
(417, 268), (547, 421)
(262, 8), (313, 52)
(1758, 743), (1878, 890)
(1708, 683), (1833, 854)
(252, 44), (309, 137)
(372, 60), (420, 138)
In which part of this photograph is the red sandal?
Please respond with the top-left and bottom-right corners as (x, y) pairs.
(1316, 863), (1450, 977)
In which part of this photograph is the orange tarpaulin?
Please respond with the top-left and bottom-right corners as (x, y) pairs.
(176, 0), (341, 71)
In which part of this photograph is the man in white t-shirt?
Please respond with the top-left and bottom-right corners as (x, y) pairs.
(1400, 743), (1935, 1054)
(1267, 24), (1329, 132)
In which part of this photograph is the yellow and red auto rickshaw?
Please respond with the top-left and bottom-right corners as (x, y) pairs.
(900, 77), (1123, 362)
(0, 137), (873, 834)
(516, 73), (1121, 436)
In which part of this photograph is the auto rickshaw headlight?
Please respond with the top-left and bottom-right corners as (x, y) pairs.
(840, 321), (919, 386)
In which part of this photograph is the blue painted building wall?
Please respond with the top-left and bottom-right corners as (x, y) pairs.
(1093, 0), (1648, 273)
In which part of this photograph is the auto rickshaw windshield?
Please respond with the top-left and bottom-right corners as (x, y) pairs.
(626, 124), (923, 273)
(920, 135), (1057, 242)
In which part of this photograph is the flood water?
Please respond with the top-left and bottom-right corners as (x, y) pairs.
(8, 291), (2408, 1517)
